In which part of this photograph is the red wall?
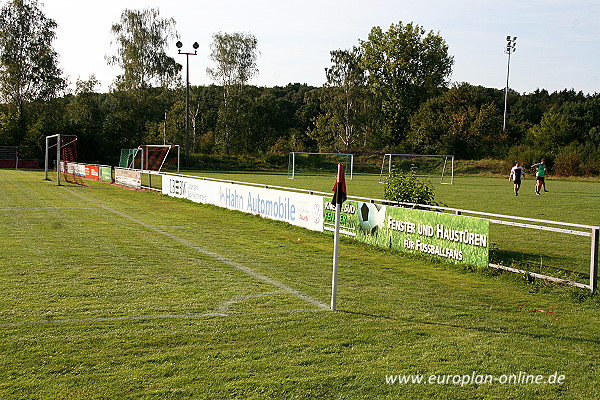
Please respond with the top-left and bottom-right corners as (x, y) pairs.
(0, 160), (41, 169)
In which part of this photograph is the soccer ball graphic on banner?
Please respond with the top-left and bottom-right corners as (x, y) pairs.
(358, 202), (386, 235)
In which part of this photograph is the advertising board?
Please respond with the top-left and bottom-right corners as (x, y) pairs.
(324, 199), (489, 268)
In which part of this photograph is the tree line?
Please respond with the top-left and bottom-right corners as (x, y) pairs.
(1, 0), (599, 176)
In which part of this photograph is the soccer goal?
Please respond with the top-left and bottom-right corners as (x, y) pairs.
(288, 152), (353, 179)
(44, 134), (80, 185)
(120, 145), (180, 172)
(379, 153), (454, 184)
(119, 149), (139, 169)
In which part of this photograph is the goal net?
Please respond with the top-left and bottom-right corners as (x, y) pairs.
(379, 153), (454, 184)
(44, 134), (81, 185)
(288, 152), (353, 179)
(120, 145), (180, 172)
(119, 149), (139, 168)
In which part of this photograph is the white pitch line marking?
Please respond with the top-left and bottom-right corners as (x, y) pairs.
(62, 187), (330, 310)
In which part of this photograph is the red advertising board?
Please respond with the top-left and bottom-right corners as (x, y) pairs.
(85, 165), (99, 180)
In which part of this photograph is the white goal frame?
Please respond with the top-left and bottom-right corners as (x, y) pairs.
(288, 152), (353, 180)
(379, 153), (454, 184)
(44, 134), (78, 186)
(129, 144), (180, 173)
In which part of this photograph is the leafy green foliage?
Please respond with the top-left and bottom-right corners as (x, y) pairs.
(1, 5), (599, 177)
(407, 83), (506, 158)
(0, 0), (65, 138)
(309, 47), (372, 152)
(360, 21), (453, 146)
(207, 31), (259, 154)
(383, 165), (440, 206)
(107, 8), (181, 90)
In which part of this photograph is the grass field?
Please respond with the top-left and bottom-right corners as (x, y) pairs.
(1, 169), (599, 399)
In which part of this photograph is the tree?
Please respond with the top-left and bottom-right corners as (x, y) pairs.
(107, 8), (181, 91)
(65, 75), (104, 160)
(360, 21), (453, 147)
(314, 47), (371, 151)
(0, 0), (65, 139)
(407, 83), (505, 158)
(207, 32), (258, 154)
(526, 111), (576, 150)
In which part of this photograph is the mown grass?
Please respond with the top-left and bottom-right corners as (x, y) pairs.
(0, 169), (598, 399)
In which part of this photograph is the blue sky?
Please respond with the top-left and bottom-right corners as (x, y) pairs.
(37, 0), (599, 94)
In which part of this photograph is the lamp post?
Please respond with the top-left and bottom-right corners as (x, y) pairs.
(163, 111), (167, 145)
(176, 40), (199, 164)
(502, 35), (517, 134)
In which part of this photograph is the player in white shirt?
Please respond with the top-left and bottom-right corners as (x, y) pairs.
(509, 162), (525, 196)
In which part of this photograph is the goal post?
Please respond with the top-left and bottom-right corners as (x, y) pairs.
(45, 134), (78, 185)
(288, 152), (353, 179)
(379, 153), (454, 184)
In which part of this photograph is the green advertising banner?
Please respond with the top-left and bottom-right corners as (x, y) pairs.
(324, 199), (489, 268)
(99, 166), (112, 182)
(324, 199), (359, 237)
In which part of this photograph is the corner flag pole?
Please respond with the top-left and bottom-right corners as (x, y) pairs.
(331, 163), (347, 311)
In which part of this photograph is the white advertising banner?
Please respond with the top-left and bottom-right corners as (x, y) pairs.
(162, 174), (220, 205)
(162, 174), (323, 232)
(60, 162), (86, 177)
(74, 163), (86, 177)
(115, 168), (141, 188)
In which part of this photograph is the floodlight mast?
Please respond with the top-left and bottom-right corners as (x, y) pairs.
(177, 41), (199, 165)
(502, 35), (517, 134)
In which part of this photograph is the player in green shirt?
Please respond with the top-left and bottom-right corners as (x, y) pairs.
(531, 159), (548, 195)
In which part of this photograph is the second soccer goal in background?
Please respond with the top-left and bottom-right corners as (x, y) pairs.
(379, 154), (454, 184)
(288, 152), (354, 180)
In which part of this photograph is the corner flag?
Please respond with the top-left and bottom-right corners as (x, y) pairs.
(331, 163), (347, 311)
(332, 163), (347, 205)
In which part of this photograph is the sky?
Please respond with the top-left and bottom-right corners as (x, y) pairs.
(30, 0), (600, 94)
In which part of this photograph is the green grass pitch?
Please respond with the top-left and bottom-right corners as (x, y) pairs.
(0, 169), (598, 399)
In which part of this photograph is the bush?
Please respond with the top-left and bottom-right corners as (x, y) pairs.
(553, 143), (600, 177)
(383, 166), (441, 206)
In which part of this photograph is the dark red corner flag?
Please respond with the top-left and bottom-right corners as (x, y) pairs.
(332, 163), (347, 205)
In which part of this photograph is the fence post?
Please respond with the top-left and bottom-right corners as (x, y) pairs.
(591, 227), (599, 292)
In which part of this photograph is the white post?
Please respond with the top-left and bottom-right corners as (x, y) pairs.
(331, 202), (342, 311)
(56, 133), (61, 186)
(591, 227), (599, 292)
(44, 137), (49, 180)
(451, 155), (455, 184)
